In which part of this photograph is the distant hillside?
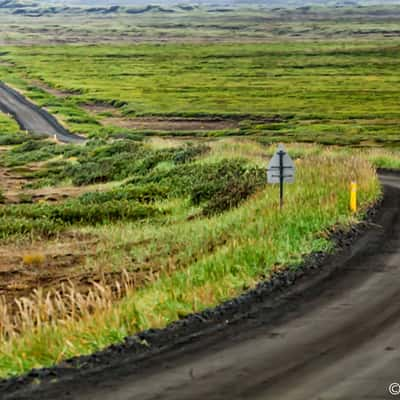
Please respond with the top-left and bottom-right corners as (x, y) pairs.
(1, 0), (400, 44)
(4, 0), (400, 9)
(40, 0), (400, 3)
(2, 0), (400, 19)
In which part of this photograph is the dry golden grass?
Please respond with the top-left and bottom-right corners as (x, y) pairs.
(0, 270), (135, 340)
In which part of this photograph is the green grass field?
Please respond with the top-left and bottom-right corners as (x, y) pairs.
(1, 41), (400, 145)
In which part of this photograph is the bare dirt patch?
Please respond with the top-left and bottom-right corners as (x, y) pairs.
(102, 117), (240, 131)
(0, 168), (27, 194)
(5, 181), (115, 204)
(31, 80), (77, 98)
(0, 154), (114, 204)
(82, 103), (122, 117)
(0, 232), (156, 319)
(83, 104), (240, 131)
(0, 232), (99, 307)
(0, 60), (14, 67)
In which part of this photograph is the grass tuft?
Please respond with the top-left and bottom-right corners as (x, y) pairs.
(22, 253), (46, 267)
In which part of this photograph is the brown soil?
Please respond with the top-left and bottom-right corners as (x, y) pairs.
(83, 104), (240, 131)
(102, 117), (239, 132)
(0, 61), (14, 67)
(31, 80), (76, 98)
(0, 232), (99, 306)
(5, 181), (114, 204)
(0, 232), (156, 316)
(82, 103), (122, 117)
(0, 153), (113, 204)
(0, 165), (28, 195)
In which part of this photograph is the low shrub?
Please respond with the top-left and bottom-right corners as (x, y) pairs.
(129, 159), (266, 214)
(0, 134), (28, 146)
(3, 140), (67, 167)
(78, 183), (168, 204)
(60, 142), (210, 186)
(190, 164), (266, 215)
(0, 200), (160, 238)
(64, 161), (116, 185)
(1, 139), (211, 188)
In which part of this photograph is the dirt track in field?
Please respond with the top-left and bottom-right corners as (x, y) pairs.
(83, 104), (285, 132)
(102, 116), (240, 131)
(83, 103), (240, 132)
(2, 171), (399, 400)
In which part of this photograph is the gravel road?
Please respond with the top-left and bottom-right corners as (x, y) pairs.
(0, 82), (85, 143)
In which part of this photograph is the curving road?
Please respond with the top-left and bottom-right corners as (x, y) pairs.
(0, 82), (85, 143)
(4, 172), (400, 400)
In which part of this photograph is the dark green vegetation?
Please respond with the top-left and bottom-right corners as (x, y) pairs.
(0, 113), (27, 144)
(129, 158), (265, 216)
(1, 41), (400, 146)
(10, 139), (209, 186)
(0, 139), (266, 238)
(0, 200), (159, 239)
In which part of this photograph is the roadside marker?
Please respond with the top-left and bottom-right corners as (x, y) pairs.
(267, 144), (295, 209)
(350, 181), (357, 213)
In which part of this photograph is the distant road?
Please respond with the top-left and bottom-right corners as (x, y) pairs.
(3, 172), (400, 400)
(0, 82), (85, 143)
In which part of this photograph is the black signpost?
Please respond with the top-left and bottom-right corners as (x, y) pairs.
(267, 144), (295, 209)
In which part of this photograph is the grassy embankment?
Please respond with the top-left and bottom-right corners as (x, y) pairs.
(0, 41), (400, 145)
(0, 137), (381, 377)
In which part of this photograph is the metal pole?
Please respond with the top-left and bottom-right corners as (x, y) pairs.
(279, 150), (284, 209)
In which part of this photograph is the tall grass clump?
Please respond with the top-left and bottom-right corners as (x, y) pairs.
(0, 271), (135, 341)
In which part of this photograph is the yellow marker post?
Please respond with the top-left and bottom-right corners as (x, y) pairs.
(350, 181), (357, 213)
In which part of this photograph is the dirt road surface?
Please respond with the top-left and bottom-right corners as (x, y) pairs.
(0, 82), (85, 143)
(3, 172), (400, 400)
